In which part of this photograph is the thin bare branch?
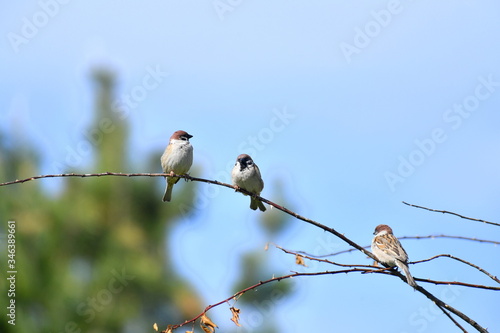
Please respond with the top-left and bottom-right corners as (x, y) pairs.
(438, 306), (469, 333)
(274, 244), (379, 269)
(400, 235), (500, 245)
(168, 268), (377, 331)
(299, 235), (499, 259)
(364, 268), (500, 290)
(279, 246), (500, 291)
(414, 254), (500, 285)
(415, 277), (500, 291)
(403, 201), (499, 227)
(416, 284), (488, 332)
(307, 246), (370, 258)
(0, 172), (377, 260)
(166, 265), (497, 333)
(277, 251), (499, 333)
(0, 172), (166, 186)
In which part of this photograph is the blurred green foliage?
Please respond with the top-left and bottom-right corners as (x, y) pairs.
(0, 69), (292, 333)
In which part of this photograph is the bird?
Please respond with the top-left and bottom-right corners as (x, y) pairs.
(371, 224), (417, 288)
(231, 154), (266, 212)
(160, 130), (193, 202)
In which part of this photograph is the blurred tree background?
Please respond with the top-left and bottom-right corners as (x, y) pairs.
(0, 68), (291, 333)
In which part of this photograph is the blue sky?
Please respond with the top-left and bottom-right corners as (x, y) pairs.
(2, 1), (500, 332)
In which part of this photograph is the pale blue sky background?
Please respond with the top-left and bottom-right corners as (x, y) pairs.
(1, 1), (500, 332)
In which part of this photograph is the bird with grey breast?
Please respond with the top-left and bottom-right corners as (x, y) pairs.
(231, 154), (266, 212)
(160, 130), (193, 202)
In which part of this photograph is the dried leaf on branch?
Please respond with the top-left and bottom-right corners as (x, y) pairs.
(230, 306), (242, 327)
(296, 254), (307, 267)
(200, 313), (218, 333)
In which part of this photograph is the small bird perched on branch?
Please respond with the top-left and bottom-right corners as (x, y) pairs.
(231, 154), (266, 212)
(160, 130), (193, 202)
(371, 224), (417, 288)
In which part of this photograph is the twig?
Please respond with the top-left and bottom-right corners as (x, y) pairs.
(403, 201), (499, 227)
(274, 244), (379, 269)
(0, 172), (377, 260)
(400, 235), (500, 245)
(168, 266), (496, 332)
(414, 278), (500, 291)
(415, 285), (487, 332)
(309, 246), (371, 258)
(0, 172), (167, 186)
(364, 269), (500, 291)
(168, 265), (498, 332)
(278, 246), (500, 291)
(438, 306), (469, 333)
(299, 235), (500, 259)
(414, 254), (500, 285)
(169, 268), (378, 330)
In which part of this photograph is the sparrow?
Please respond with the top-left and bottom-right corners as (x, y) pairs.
(160, 130), (193, 202)
(371, 224), (417, 288)
(231, 154), (266, 212)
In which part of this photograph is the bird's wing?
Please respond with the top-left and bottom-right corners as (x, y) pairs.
(375, 234), (408, 262)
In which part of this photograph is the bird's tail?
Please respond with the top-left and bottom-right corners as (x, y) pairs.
(163, 182), (174, 202)
(250, 197), (266, 212)
(397, 260), (417, 288)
